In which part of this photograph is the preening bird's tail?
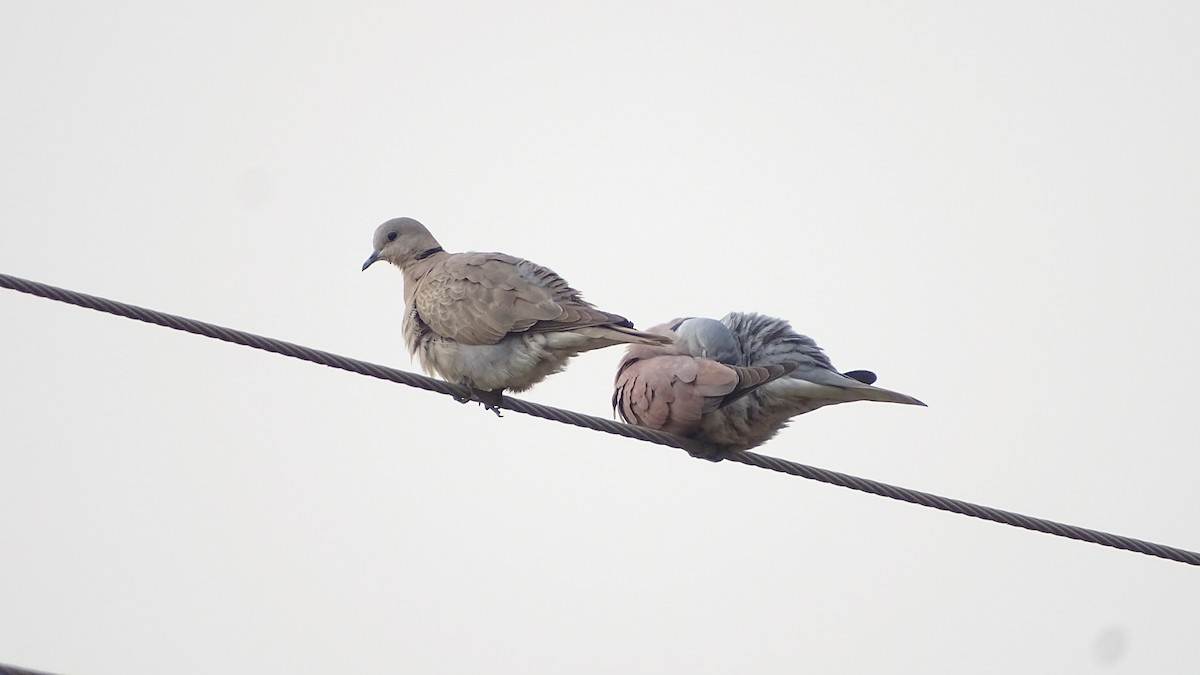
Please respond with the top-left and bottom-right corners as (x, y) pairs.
(772, 367), (927, 407)
(844, 383), (926, 406)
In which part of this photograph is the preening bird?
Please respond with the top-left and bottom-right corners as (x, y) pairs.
(363, 217), (671, 412)
(613, 312), (925, 455)
(611, 318), (798, 437)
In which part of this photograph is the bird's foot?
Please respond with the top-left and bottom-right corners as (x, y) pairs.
(469, 388), (505, 417)
(685, 441), (728, 463)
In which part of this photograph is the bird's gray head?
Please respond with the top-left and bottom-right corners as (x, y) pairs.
(362, 217), (444, 271)
(674, 317), (741, 364)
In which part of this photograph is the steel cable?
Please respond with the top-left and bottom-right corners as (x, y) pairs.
(0, 662), (63, 675)
(3, 272), (1198, 567)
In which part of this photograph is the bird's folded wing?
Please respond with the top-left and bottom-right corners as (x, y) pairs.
(615, 355), (730, 433)
(614, 354), (799, 432)
(713, 362), (797, 409)
(415, 253), (630, 345)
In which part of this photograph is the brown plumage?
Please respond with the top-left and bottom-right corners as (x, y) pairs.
(363, 217), (670, 411)
(413, 253), (641, 345)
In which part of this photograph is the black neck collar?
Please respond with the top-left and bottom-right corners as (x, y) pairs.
(415, 246), (444, 260)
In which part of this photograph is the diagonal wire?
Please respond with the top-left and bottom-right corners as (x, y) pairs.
(0, 662), (64, 675)
(2, 272), (1199, 567)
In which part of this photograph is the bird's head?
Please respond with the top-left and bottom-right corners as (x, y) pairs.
(362, 217), (444, 271)
(673, 317), (742, 364)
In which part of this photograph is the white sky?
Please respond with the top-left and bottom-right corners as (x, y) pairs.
(2, 2), (1199, 673)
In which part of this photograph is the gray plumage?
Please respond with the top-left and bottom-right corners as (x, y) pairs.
(612, 320), (796, 437)
(614, 311), (925, 453)
(673, 317), (742, 364)
(363, 217), (671, 410)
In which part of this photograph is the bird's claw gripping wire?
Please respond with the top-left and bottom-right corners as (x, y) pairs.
(683, 440), (728, 462)
(453, 387), (504, 417)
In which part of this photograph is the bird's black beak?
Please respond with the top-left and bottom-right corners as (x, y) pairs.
(362, 251), (380, 271)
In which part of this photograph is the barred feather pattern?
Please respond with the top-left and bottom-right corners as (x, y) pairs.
(616, 311), (925, 454)
(719, 312), (836, 371)
(697, 312), (923, 451)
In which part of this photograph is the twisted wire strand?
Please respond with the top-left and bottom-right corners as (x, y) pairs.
(0, 663), (62, 675)
(2, 272), (1198, 567)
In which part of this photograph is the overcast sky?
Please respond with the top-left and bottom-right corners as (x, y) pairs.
(2, 2), (1199, 673)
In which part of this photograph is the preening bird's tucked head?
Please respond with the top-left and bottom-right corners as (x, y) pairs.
(362, 217), (444, 271)
(673, 317), (742, 364)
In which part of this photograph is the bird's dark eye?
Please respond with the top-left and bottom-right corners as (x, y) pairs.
(387, 231), (398, 241)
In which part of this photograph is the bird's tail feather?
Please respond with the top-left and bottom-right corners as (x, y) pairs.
(846, 384), (926, 406)
(600, 324), (675, 346)
(549, 325), (674, 351)
(772, 376), (926, 406)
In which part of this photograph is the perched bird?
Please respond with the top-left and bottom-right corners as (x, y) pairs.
(363, 217), (671, 412)
(612, 318), (798, 437)
(613, 312), (925, 455)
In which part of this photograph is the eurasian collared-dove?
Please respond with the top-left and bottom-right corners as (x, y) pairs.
(363, 217), (671, 412)
(612, 318), (798, 436)
(613, 312), (925, 455)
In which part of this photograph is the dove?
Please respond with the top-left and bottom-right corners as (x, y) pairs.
(613, 312), (925, 455)
(362, 217), (672, 412)
(612, 318), (798, 437)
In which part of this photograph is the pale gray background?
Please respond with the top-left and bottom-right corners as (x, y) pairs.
(2, 2), (1198, 673)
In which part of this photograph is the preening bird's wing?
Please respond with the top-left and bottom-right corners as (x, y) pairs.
(614, 354), (735, 434)
(613, 352), (797, 434)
